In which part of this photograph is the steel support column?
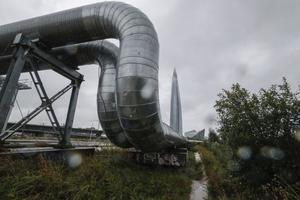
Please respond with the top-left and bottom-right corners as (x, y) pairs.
(0, 34), (27, 134)
(60, 81), (81, 147)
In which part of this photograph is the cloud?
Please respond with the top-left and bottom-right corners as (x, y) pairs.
(4, 0), (300, 133)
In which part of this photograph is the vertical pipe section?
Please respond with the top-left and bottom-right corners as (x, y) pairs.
(97, 56), (133, 147)
(52, 41), (133, 148)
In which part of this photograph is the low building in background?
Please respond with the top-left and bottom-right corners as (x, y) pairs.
(184, 129), (205, 141)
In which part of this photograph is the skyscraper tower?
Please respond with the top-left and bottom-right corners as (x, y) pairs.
(170, 69), (183, 135)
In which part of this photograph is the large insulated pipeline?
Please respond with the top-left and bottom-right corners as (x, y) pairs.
(0, 1), (186, 151)
(52, 41), (133, 148)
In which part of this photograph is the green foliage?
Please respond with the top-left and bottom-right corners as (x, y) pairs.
(213, 78), (300, 198)
(278, 176), (300, 200)
(195, 144), (226, 198)
(196, 143), (300, 200)
(0, 150), (201, 200)
(184, 150), (204, 180)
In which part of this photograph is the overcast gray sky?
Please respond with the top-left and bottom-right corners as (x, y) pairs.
(2, 0), (300, 133)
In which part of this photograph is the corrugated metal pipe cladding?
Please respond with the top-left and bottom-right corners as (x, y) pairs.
(0, 1), (186, 152)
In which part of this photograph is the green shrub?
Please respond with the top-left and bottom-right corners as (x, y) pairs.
(196, 145), (226, 198)
(214, 78), (300, 198)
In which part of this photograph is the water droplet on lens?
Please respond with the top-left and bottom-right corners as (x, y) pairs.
(237, 146), (252, 160)
(269, 148), (284, 160)
(260, 146), (284, 160)
(141, 80), (154, 99)
(295, 129), (300, 142)
(67, 153), (82, 168)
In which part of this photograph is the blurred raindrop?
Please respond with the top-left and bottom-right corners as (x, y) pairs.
(141, 80), (154, 99)
(67, 153), (82, 168)
(269, 148), (284, 160)
(237, 146), (252, 160)
(227, 160), (240, 172)
(260, 146), (285, 160)
(295, 129), (300, 142)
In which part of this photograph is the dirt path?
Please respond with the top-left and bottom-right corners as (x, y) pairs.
(190, 152), (208, 200)
(190, 179), (208, 200)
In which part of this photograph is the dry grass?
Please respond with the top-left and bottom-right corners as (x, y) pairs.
(0, 149), (201, 200)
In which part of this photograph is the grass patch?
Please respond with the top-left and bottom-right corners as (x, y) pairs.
(194, 144), (227, 199)
(0, 149), (202, 200)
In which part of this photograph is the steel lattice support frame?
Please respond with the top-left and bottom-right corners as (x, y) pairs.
(28, 59), (64, 141)
(0, 84), (73, 141)
(0, 33), (84, 148)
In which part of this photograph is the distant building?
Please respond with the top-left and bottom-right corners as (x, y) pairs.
(185, 130), (197, 138)
(184, 129), (205, 141)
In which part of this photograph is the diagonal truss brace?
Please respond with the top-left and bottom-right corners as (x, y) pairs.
(27, 59), (63, 140)
(0, 84), (73, 141)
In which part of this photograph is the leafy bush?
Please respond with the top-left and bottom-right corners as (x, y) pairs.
(212, 78), (300, 198)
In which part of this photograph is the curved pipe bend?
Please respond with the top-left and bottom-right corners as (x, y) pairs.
(0, 1), (186, 151)
(53, 41), (133, 148)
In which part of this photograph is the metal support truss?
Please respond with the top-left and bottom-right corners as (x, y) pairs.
(0, 33), (83, 148)
(28, 59), (64, 140)
(0, 84), (73, 141)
